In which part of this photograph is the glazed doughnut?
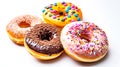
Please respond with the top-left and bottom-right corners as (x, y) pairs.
(6, 15), (43, 45)
(42, 2), (83, 27)
(61, 21), (109, 62)
(24, 23), (63, 60)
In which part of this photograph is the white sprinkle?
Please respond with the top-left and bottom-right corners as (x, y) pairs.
(93, 52), (96, 55)
(31, 41), (37, 46)
(28, 39), (32, 44)
(26, 38), (29, 42)
(53, 34), (57, 38)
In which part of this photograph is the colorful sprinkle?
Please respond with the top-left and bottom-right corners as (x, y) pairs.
(49, 14), (52, 17)
(56, 15), (60, 17)
(51, 10), (57, 13)
(63, 17), (67, 20)
(66, 9), (69, 13)
(77, 17), (80, 21)
(76, 6), (78, 9)
(54, 3), (57, 6)
(49, 8), (53, 10)
(67, 15), (71, 18)
(76, 9), (79, 12)
(62, 2), (65, 4)
(42, 10), (45, 13)
(61, 18), (65, 22)
(57, 18), (60, 20)
(71, 19), (75, 22)
(72, 11), (75, 14)
(64, 3), (67, 6)
(71, 5), (75, 8)
(72, 8), (75, 10)
(53, 16), (56, 19)
(74, 14), (78, 17)
(71, 5), (76, 10)
(45, 12), (48, 15)
(67, 6), (71, 10)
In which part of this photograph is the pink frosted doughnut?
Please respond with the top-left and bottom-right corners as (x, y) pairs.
(61, 21), (109, 62)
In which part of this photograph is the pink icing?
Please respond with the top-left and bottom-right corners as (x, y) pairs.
(63, 22), (108, 58)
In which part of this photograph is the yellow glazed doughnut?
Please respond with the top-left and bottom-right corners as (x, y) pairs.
(42, 2), (83, 27)
(61, 21), (109, 62)
(6, 15), (43, 45)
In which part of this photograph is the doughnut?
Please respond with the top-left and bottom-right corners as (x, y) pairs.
(6, 15), (43, 45)
(61, 21), (109, 62)
(24, 23), (63, 60)
(42, 2), (83, 27)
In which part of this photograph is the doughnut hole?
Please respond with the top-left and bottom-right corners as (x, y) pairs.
(38, 30), (53, 41)
(55, 11), (66, 17)
(80, 34), (91, 43)
(80, 30), (92, 42)
(18, 21), (31, 28)
(54, 6), (66, 16)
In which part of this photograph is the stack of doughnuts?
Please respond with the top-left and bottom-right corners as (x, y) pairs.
(6, 2), (109, 62)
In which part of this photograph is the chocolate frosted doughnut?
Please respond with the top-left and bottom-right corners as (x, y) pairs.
(24, 23), (63, 60)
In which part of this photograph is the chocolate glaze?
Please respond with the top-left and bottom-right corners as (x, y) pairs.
(25, 23), (63, 55)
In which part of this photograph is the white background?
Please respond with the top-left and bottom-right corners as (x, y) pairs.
(0, 0), (120, 67)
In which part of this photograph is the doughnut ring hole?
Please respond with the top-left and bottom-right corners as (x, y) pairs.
(18, 21), (31, 28)
(80, 32), (91, 42)
(38, 30), (53, 41)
